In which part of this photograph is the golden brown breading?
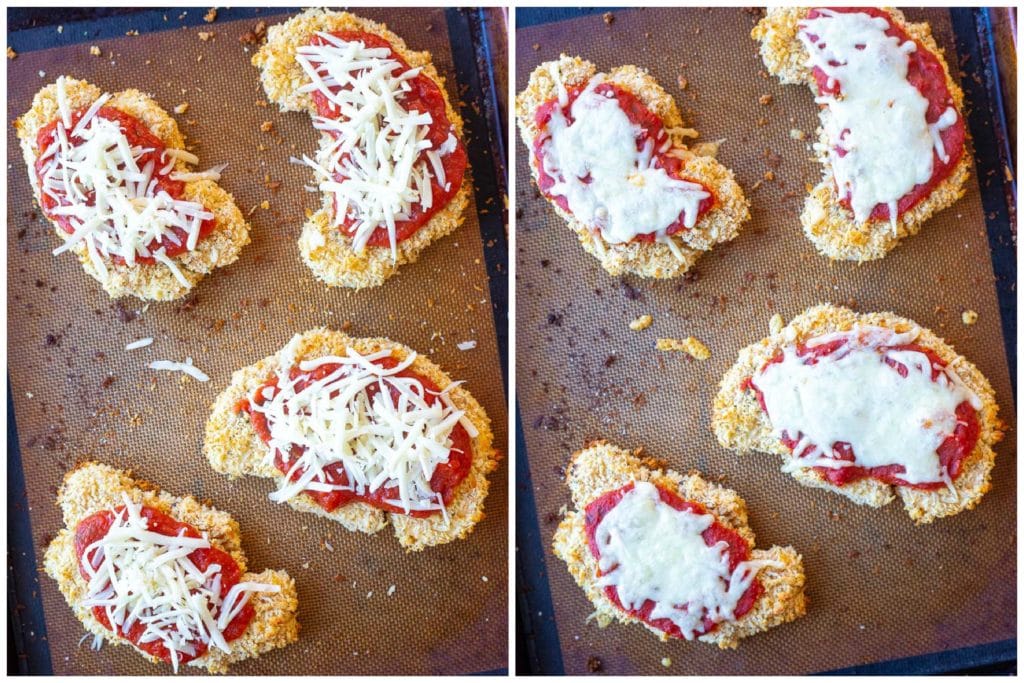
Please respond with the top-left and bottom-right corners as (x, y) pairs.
(203, 328), (500, 551)
(14, 77), (251, 301)
(252, 9), (470, 289)
(42, 462), (299, 674)
(712, 304), (1003, 522)
(515, 55), (750, 279)
(752, 8), (970, 261)
(553, 441), (806, 648)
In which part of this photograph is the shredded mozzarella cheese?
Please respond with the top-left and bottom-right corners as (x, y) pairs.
(40, 77), (217, 279)
(247, 345), (476, 516)
(79, 496), (278, 672)
(294, 33), (458, 259)
(148, 357), (210, 382)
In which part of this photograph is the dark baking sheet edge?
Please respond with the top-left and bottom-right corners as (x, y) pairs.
(5, 6), (510, 675)
(513, 6), (1017, 675)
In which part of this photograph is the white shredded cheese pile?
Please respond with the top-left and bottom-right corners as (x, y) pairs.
(79, 496), (279, 672)
(248, 346), (477, 516)
(293, 33), (458, 259)
(38, 77), (219, 286)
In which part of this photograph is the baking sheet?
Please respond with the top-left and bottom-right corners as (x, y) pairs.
(7, 8), (507, 675)
(515, 7), (1016, 675)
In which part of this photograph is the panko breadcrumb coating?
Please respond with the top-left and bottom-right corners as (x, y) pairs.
(43, 462), (299, 674)
(752, 8), (970, 261)
(713, 304), (1003, 523)
(203, 328), (500, 551)
(15, 77), (251, 301)
(252, 9), (470, 289)
(515, 55), (750, 279)
(553, 441), (806, 648)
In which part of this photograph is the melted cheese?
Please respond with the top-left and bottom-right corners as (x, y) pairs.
(537, 75), (709, 252)
(753, 325), (981, 485)
(40, 77), (216, 281)
(294, 33), (458, 259)
(247, 344), (478, 516)
(79, 496), (278, 672)
(593, 481), (773, 640)
(798, 10), (958, 231)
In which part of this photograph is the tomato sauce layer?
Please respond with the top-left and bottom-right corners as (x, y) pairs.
(238, 356), (472, 516)
(74, 505), (252, 666)
(746, 339), (980, 489)
(805, 7), (965, 221)
(583, 482), (761, 639)
(35, 106), (216, 264)
(309, 31), (467, 246)
(532, 81), (715, 242)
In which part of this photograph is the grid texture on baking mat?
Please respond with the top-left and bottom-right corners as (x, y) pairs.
(7, 9), (506, 675)
(515, 7), (1015, 675)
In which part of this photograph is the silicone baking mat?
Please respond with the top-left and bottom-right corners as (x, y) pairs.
(515, 7), (1016, 675)
(7, 7), (507, 675)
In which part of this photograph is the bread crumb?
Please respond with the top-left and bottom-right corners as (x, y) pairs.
(656, 337), (711, 360)
(603, 12), (614, 25)
(961, 309), (978, 325)
(88, 45), (101, 56)
(629, 314), (653, 331)
(198, 31), (214, 41)
(174, 102), (189, 114)
(677, 75), (688, 90)
(7, 47), (17, 59)
(204, 7), (217, 22)
(790, 128), (806, 140)
(759, 93), (773, 105)
(661, 657), (672, 668)
(260, 120), (274, 132)
(260, 200), (270, 210)
(769, 313), (785, 335)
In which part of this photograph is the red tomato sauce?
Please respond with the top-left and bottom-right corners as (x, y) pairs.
(532, 82), (716, 242)
(745, 338), (980, 489)
(73, 505), (253, 666)
(35, 106), (216, 265)
(236, 356), (472, 516)
(805, 7), (966, 221)
(583, 482), (761, 639)
(309, 31), (467, 247)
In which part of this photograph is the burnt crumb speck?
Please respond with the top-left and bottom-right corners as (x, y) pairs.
(175, 293), (199, 312)
(515, 208), (523, 219)
(44, 333), (62, 348)
(587, 656), (603, 673)
(532, 411), (567, 431)
(617, 278), (642, 301)
(603, 354), (617, 367)
(111, 301), (138, 323)
(547, 312), (564, 326)
(17, 228), (28, 240)
(540, 259), (550, 268)
(633, 392), (647, 407)
(100, 375), (116, 389)
(544, 511), (560, 525)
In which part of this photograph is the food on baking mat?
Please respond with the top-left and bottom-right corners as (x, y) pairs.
(515, 55), (750, 279)
(714, 304), (1002, 522)
(43, 463), (298, 673)
(205, 328), (499, 551)
(752, 8), (969, 260)
(553, 441), (806, 647)
(15, 76), (251, 301)
(253, 9), (470, 288)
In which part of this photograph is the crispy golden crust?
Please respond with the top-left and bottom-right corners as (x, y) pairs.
(203, 328), (499, 551)
(553, 441), (806, 648)
(752, 8), (970, 261)
(713, 304), (1003, 522)
(515, 55), (750, 279)
(42, 462), (298, 674)
(253, 9), (470, 289)
(14, 77), (251, 301)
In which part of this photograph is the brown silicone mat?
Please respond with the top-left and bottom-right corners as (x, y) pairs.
(7, 9), (506, 675)
(515, 7), (1015, 675)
